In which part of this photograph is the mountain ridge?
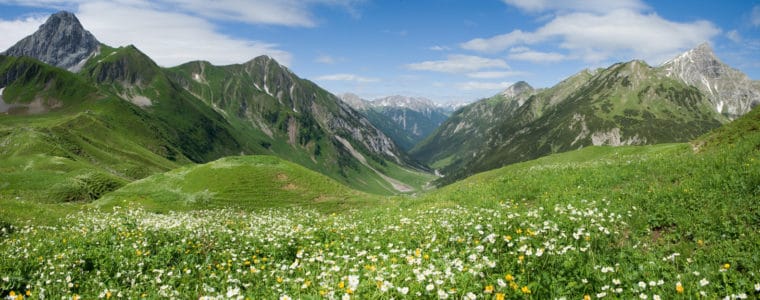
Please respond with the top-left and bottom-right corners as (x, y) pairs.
(413, 43), (755, 185)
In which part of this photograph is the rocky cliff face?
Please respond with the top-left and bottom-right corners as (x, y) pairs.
(660, 43), (760, 119)
(2, 11), (100, 72)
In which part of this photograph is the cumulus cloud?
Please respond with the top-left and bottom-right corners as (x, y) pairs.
(457, 81), (513, 91)
(406, 55), (508, 73)
(315, 73), (379, 83)
(76, 1), (291, 66)
(462, 9), (720, 64)
(0, 15), (47, 52)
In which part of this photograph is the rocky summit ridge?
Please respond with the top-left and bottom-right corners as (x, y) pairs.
(660, 43), (760, 119)
(2, 11), (100, 72)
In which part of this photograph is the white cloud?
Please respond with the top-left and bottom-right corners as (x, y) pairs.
(462, 10), (720, 64)
(0, 15), (46, 52)
(507, 48), (565, 62)
(752, 5), (760, 27)
(429, 45), (450, 51)
(457, 81), (513, 91)
(406, 55), (508, 73)
(72, 1), (291, 67)
(461, 30), (540, 53)
(466, 71), (525, 79)
(315, 73), (379, 83)
(3, 0), (364, 27)
(727, 30), (742, 43)
(502, 0), (647, 14)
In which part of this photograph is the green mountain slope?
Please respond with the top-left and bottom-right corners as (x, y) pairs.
(167, 59), (432, 194)
(0, 10), (433, 204)
(414, 59), (727, 185)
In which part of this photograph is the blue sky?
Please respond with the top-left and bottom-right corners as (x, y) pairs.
(0, 0), (758, 103)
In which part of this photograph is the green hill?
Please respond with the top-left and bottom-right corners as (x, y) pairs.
(96, 155), (379, 212)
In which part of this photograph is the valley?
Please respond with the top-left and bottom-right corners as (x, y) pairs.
(1, 7), (759, 300)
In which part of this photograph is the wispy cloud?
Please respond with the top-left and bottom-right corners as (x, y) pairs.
(507, 48), (565, 62)
(501, 0), (648, 14)
(315, 55), (336, 64)
(406, 55), (508, 73)
(752, 5), (760, 27)
(3, 0), (365, 27)
(462, 9), (720, 64)
(457, 81), (513, 91)
(429, 45), (450, 51)
(315, 73), (379, 83)
(466, 71), (525, 79)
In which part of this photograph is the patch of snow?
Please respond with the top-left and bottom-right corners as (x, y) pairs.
(0, 87), (4, 98)
(192, 73), (201, 82)
(716, 101), (724, 113)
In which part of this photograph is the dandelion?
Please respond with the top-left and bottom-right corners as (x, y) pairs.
(505, 274), (514, 282)
(584, 295), (591, 300)
(496, 293), (505, 300)
(676, 282), (684, 294)
(723, 263), (731, 270)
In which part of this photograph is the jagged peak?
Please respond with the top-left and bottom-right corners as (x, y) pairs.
(661, 42), (719, 67)
(3, 10), (99, 71)
(501, 81), (533, 98)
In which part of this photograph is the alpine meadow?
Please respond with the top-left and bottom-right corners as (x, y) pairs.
(1, 2), (760, 300)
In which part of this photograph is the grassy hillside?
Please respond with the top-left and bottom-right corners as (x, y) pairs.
(96, 155), (382, 212)
(2, 107), (758, 298)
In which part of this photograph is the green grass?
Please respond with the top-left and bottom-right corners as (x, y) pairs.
(1, 110), (758, 298)
(95, 155), (384, 213)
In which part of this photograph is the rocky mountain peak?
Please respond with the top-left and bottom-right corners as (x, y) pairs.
(372, 95), (437, 111)
(501, 81), (533, 99)
(339, 93), (370, 110)
(660, 42), (760, 119)
(2, 11), (100, 72)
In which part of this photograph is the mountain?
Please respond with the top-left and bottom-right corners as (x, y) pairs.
(661, 43), (760, 119)
(2, 11), (99, 72)
(413, 44), (757, 185)
(340, 94), (450, 150)
(0, 11), (431, 202)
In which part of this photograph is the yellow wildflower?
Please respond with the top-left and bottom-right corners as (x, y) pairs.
(495, 293), (505, 300)
(584, 295), (591, 300)
(521, 286), (531, 294)
(676, 282), (684, 294)
(484, 285), (494, 294)
(505, 274), (514, 282)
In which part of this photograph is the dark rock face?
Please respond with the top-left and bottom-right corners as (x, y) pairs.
(3, 11), (100, 71)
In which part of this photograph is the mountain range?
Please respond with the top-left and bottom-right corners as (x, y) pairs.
(1, 11), (759, 200)
(0, 11), (430, 202)
(339, 94), (456, 150)
(412, 43), (760, 184)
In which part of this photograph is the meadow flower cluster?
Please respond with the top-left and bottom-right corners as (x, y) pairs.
(1, 199), (758, 299)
